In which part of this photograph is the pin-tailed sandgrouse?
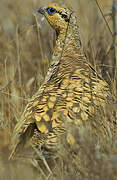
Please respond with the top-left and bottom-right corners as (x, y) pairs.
(10, 4), (112, 159)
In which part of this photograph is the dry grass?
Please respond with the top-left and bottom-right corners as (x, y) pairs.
(0, 0), (117, 179)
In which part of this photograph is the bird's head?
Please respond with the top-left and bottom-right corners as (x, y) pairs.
(37, 4), (72, 34)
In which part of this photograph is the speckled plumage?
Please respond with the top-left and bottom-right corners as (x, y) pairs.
(10, 4), (112, 159)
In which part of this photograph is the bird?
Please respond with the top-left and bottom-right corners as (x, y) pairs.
(9, 4), (112, 159)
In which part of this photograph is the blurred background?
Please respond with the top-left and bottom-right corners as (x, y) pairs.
(0, 0), (116, 179)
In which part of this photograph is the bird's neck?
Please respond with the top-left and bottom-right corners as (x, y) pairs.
(43, 14), (87, 84)
(52, 16), (84, 63)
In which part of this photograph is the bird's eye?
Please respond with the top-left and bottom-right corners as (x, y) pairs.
(47, 7), (57, 15)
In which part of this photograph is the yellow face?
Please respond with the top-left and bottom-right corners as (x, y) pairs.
(37, 4), (72, 33)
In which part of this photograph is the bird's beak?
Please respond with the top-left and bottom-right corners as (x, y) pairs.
(37, 6), (46, 15)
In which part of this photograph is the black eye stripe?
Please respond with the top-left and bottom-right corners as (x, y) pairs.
(61, 14), (67, 19)
(58, 11), (69, 22)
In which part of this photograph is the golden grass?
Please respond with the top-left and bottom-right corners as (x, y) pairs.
(0, 0), (116, 179)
